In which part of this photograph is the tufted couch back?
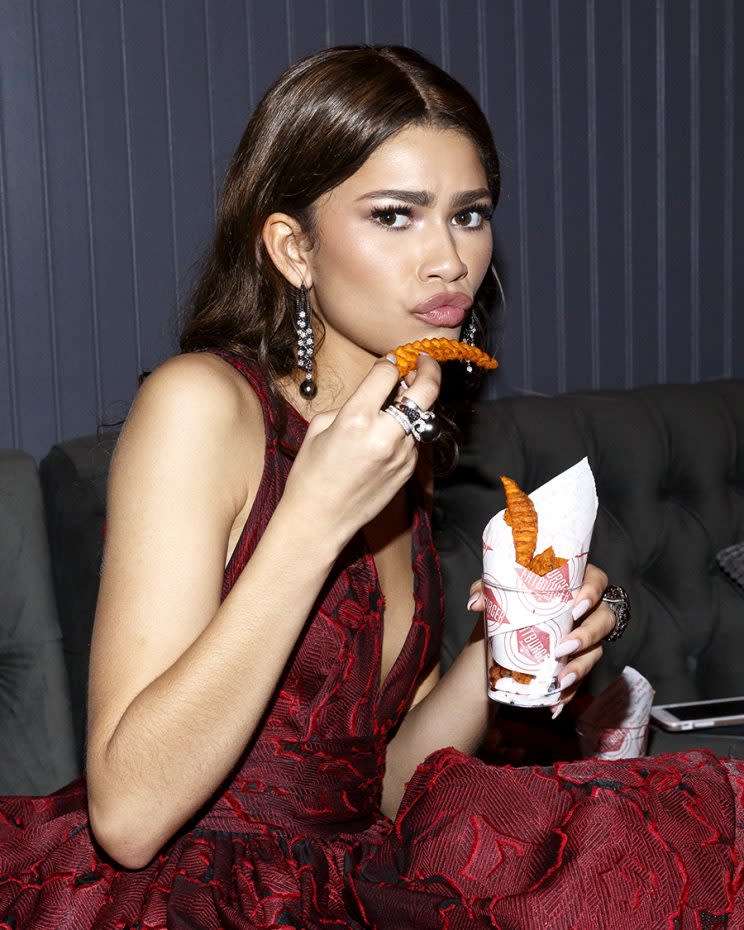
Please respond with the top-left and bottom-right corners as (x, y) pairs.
(434, 380), (744, 704)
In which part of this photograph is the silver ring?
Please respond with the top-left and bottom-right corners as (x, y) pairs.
(602, 585), (631, 642)
(395, 397), (442, 444)
(383, 404), (414, 436)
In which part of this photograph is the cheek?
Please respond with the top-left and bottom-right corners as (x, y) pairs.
(315, 223), (400, 290)
(466, 234), (493, 287)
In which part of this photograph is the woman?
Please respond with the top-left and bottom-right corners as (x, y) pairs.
(1, 46), (740, 929)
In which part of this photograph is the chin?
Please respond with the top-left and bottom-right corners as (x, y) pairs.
(418, 326), (462, 339)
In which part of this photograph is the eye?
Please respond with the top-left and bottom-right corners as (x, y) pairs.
(371, 206), (413, 229)
(452, 204), (493, 229)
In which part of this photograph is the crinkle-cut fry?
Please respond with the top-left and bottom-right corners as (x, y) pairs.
(500, 475), (538, 568)
(528, 545), (568, 577)
(388, 338), (498, 379)
(489, 662), (535, 687)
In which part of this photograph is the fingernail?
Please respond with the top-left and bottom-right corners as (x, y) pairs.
(572, 598), (591, 622)
(385, 353), (398, 365)
(551, 704), (564, 720)
(554, 638), (580, 659)
(466, 592), (480, 610)
(559, 672), (577, 690)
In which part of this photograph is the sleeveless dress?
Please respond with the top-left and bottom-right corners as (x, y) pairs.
(0, 350), (742, 929)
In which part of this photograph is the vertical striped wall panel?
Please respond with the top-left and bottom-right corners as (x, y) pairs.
(0, 0), (742, 460)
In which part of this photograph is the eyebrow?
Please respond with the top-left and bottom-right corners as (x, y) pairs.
(357, 188), (492, 208)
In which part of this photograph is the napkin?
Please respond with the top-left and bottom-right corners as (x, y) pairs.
(576, 667), (655, 759)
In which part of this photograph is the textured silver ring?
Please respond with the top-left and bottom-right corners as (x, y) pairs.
(382, 404), (414, 436)
(602, 585), (631, 642)
(395, 397), (442, 444)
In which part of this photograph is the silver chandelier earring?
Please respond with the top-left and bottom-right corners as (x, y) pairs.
(294, 283), (317, 399)
(461, 264), (506, 374)
(460, 314), (477, 373)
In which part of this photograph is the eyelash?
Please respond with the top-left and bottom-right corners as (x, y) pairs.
(370, 203), (493, 231)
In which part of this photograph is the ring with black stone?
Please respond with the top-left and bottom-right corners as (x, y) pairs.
(601, 584), (631, 642)
(382, 404), (414, 437)
(394, 397), (441, 443)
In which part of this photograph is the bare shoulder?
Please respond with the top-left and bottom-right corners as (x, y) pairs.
(112, 352), (265, 515)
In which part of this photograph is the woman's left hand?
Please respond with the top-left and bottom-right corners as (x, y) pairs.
(467, 563), (617, 718)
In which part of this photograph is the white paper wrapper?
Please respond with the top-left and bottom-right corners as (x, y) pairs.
(576, 667), (655, 759)
(482, 459), (598, 708)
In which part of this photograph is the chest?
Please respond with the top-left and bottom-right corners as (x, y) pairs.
(362, 488), (416, 688)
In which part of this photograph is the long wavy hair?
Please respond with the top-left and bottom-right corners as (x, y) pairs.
(180, 45), (500, 474)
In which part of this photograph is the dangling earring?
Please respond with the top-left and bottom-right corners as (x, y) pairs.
(294, 283), (317, 399)
(460, 314), (477, 374)
(460, 264), (506, 374)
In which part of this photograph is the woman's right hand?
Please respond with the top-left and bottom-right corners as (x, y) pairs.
(282, 352), (441, 547)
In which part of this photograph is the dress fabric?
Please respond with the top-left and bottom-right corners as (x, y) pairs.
(1, 349), (742, 929)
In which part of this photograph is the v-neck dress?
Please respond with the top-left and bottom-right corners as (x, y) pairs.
(0, 350), (742, 929)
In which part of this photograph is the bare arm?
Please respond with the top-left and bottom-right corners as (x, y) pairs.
(86, 353), (437, 869)
(382, 566), (617, 818)
(86, 354), (343, 867)
(382, 620), (488, 817)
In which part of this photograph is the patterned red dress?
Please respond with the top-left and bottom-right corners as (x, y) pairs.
(0, 350), (742, 929)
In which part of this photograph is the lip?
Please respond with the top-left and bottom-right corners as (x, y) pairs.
(411, 292), (473, 315)
(411, 291), (472, 328)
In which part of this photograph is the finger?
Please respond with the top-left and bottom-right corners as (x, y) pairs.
(467, 578), (485, 611)
(401, 365), (418, 388)
(556, 642), (603, 698)
(570, 562), (609, 622)
(396, 353), (442, 412)
(304, 408), (338, 437)
(554, 602), (615, 659)
(342, 355), (408, 418)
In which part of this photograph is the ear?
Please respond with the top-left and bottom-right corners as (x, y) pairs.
(262, 213), (312, 289)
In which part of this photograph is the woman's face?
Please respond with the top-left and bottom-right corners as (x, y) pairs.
(304, 124), (493, 381)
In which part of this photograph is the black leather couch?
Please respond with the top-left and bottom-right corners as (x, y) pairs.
(0, 451), (77, 793)
(2, 379), (742, 791)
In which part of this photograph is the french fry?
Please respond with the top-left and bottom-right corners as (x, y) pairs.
(388, 338), (498, 379)
(489, 662), (535, 687)
(528, 546), (568, 577)
(500, 475), (538, 568)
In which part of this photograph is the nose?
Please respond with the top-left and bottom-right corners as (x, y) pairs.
(417, 224), (468, 283)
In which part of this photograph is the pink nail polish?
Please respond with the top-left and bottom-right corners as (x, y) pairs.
(572, 598), (591, 622)
(466, 592), (480, 610)
(554, 639), (580, 659)
(559, 672), (577, 690)
(551, 704), (564, 720)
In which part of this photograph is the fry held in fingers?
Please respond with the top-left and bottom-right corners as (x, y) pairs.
(387, 338), (498, 379)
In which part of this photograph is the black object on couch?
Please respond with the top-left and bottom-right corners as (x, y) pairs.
(26, 379), (744, 773)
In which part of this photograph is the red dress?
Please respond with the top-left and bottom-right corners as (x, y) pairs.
(0, 350), (742, 929)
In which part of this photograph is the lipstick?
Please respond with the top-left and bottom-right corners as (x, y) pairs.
(411, 292), (472, 328)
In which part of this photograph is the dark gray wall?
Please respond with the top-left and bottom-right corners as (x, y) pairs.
(1, 1), (742, 461)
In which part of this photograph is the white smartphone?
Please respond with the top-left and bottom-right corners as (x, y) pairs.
(650, 696), (744, 732)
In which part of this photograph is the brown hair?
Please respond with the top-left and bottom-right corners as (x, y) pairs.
(180, 45), (500, 473)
